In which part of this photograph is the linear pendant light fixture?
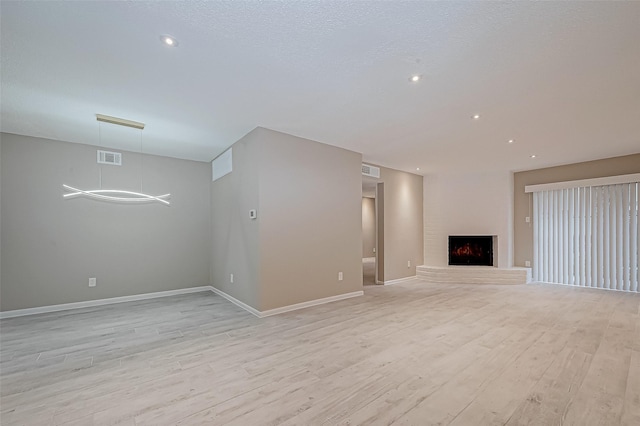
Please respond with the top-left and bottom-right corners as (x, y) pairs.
(63, 185), (171, 205)
(96, 114), (145, 130)
(62, 114), (171, 206)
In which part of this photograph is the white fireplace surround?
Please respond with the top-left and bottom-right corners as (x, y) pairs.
(423, 171), (514, 270)
(419, 235), (531, 285)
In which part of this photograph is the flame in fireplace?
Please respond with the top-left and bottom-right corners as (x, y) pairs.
(448, 236), (493, 266)
(452, 243), (485, 258)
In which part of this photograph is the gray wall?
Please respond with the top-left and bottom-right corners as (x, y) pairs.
(0, 133), (211, 312)
(210, 129), (261, 310)
(362, 197), (375, 258)
(376, 165), (424, 282)
(2, 128), (421, 313)
(513, 153), (640, 268)
(258, 128), (363, 311)
(210, 127), (363, 312)
(0, 138), (2, 296)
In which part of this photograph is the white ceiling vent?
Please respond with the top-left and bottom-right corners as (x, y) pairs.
(362, 163), (380, 178)
(97, 150), (122, 166)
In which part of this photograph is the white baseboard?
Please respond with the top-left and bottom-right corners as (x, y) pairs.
(382, 275), (418, 286)
(209, 287), (262, 318)
(1, 285), (365, 320)
(210, 286), (364, 318)
(259, 291), (364, 317)
(0, 286), (213, 319)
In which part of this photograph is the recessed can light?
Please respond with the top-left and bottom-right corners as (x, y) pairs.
(160, 35), (178, 47)
(508, 139), (515, 144)
(410, 75), (421, 82)
(416, 167), (420, 171)
(473, 114), (480, 120)
(530, 154), (536, 158)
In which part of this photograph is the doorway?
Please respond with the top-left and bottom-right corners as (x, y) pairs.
(362, 195), (375, 285)
(362, 178), (383, 285)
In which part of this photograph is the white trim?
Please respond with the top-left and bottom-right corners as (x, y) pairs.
(210, 287), (364, 317)
(1, 286), (366, 320)
(209, 287), (262, 318)
(525, 173), (640, 193)
(381, 276), (418, 286)
(259, 291), (364, 317)
(0, 286), (212, 319)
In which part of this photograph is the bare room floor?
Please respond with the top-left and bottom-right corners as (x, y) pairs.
(1, 280), (639, 425)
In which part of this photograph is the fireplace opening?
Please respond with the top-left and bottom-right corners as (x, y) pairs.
(448, 236), (493, 266)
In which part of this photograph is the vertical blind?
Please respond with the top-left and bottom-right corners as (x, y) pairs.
(532, 182), (639, 292)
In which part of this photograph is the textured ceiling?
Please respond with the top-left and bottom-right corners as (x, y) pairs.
(1, 1), (639, 173)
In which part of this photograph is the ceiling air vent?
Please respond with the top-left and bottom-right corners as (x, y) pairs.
(362, 163), (380, 178)
(97, 150), (122, 166)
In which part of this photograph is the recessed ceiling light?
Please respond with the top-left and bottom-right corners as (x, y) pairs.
(160, 35), (178, 47)
(416, 167), (420, 171)
(508, 139), (514, 144)
(473, 114), (480, 120)
(410, 75), (421, 83)
(530, 154), (536, 158)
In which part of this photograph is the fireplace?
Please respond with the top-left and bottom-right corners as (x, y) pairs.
(448, 236), (493, 266)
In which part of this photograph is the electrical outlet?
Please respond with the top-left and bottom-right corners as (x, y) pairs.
(230, 273), (234, 283)
(525, 216), (530, 223)
(408, 260), (411, 268)
(338, 272), (343, 281)
(373, 247), (376, 253)
(525, 261), (531, 267)
(88, 277), (96, 287)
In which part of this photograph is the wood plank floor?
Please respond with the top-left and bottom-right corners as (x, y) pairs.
(1, 280), (639, 425)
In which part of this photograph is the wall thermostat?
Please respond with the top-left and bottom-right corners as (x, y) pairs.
(249, 209), (257, 219)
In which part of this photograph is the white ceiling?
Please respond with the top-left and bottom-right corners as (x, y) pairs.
(1, 1), (639, 174)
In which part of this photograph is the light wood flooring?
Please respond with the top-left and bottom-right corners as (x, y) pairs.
(1, 280), (639, 425)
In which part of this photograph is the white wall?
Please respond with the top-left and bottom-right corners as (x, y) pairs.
(423, 171), (513, 268)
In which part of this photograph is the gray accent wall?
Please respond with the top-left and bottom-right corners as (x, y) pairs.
(0, 133), (211, 312)
(513, 153), (640, 268)
(211, 127), (363, 312)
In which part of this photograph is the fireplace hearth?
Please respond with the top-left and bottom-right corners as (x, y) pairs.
(448, 236), (493, 266)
